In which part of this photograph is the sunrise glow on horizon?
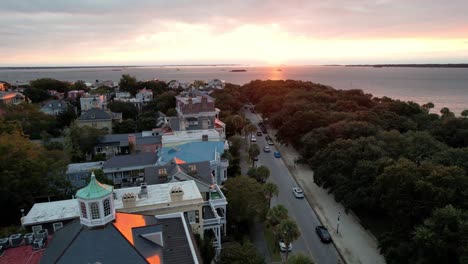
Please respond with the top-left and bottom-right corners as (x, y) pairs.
(1, 1), (468, 66)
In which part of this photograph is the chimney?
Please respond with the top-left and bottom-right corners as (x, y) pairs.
(202, 134), (208, 141)
(128, 134), (136, 153)
(122, 193), (137, 207)
(170, 186), (184, 202)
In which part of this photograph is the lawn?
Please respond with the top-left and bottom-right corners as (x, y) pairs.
(264, 226), (281, 262)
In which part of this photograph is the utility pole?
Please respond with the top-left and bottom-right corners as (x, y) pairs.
(337, 212), (341, 234)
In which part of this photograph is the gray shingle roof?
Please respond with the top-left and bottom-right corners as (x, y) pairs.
(77, 108), (111, 121)
(103, 152), (158, 169)
(144, 161), (212, 186)
(97, 133), (161, 147)
(41, 100), (69, 111)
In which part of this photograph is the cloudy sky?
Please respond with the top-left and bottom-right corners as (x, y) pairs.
(1, 0), (468, 66)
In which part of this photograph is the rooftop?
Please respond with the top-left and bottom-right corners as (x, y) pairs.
(162, 129), (222, 146)
(158, 141), (225, 164)
(23, 199), (79, 226)
(103, 152), (158, 171)
(77, 108), (111, 121)
(113, 180), (203, 209)
(66, 161), (103, 174)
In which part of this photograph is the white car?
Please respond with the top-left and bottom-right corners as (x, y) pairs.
(250, 136), (257, 142)
(279, 240), (292, 252)
(263, 146), (271, 152)
(292, 187), (304, 198)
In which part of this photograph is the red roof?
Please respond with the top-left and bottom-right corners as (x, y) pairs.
(0, 236), (52, 264)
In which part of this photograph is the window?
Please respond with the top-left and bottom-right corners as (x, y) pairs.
(189, 165), (197, 172)
(90, 202), (100, 219)
(32, 225), (42, 233)
(103, 199), (111, 216)
(80, 202), (88, 219)
(53, 222), (63, 232)
(158, 168), (167, 175)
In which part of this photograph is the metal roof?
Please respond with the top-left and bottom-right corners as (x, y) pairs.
(75, 172), (113, 200)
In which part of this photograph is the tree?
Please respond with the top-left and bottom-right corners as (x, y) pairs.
(248, 143), (260, 166)
(108, 101), (138, 120)
(287, 253), (315, 264)
(118, 74), (138, 95)
(231, 115), (245, 135)
(245, 123), (257, 142)
(223, 176), (268, 223)
(461, 109), (468, 118)
(0, 125), (70, 226)
(30, 78), (70, 93)
(65, 124), (105, 162)
(277, 219), (301, 262)
(23, 88), (50, 103)
(440, 107), (454, 118)
(113, 119), (137, 133)
(412, 205), (468, 264)
(263, 182), (279, 208)
(155, 91), (177, 114)
(421, 102), (435, 112)
(266, 205), (288, 230)
(72, 80), (88, 91)
(219, 241), (265, 264)
(256, 166), (270, 183)
(56, 105), (77, 129)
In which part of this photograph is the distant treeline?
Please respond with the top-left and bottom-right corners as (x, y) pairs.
(346, 63), (468, 68)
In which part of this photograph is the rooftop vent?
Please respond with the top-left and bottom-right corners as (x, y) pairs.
(138, 183), (148, 198)
(122, 193), (137, 207)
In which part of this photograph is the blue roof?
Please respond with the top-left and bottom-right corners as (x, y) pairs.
(159, 141), (225, 164)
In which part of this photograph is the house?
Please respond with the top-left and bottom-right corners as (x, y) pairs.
(67, 90), (86, 100)
(94, 131), (162, 158)
(66, 161), (104, 188)
(157, 141), (229, 185)
(40, 99), (69, 115)
(162, 129), (226, 147)
(80, 94), (106, 113)
(22, 174), (204, 264)
(0, 91), (26, 105)
(76, 108), (112, 133)
(144, 160), (214, 200)
(136, 88), (153, 103)
(93, 79), (114, 88)
(169, 88), (226, 138)
(103, 152), (158, 187)
(22, 174), (226, 260)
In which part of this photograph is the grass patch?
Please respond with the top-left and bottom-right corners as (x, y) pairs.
(264, 226), (281, 262)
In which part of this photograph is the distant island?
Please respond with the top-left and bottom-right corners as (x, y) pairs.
(230, 69), (247, 72)
(345, 63), (468, 68)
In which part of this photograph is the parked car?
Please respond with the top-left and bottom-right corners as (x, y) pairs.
(315, 226), (332, 243)
(251, 136), (257, 142)
(267, 140), (275, 145)
(253, 156), (259, 161)
(258, 122), (263, 126)
(279, 240), (292, 252)
(274, 151), (281, 158)
(263, 146), (271, 152)
(257, 131), (263, 136)
(265, 135), (271, 140)
(292, 187), (304, 198)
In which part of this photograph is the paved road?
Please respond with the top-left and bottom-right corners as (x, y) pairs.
(245, 110), (341, 264)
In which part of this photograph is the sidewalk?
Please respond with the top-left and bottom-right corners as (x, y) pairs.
(274, 142), (386, 264)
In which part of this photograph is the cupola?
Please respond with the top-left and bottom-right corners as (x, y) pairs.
(76, 172), (115, 227)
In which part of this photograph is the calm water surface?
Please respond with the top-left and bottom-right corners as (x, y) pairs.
(1, 65), (467, 114)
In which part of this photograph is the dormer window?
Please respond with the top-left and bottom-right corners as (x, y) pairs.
(91, 113), (96, 119)
(158, 168), (167, 175)
(189, 165), (197, 172)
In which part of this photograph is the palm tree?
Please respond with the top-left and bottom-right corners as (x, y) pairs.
(246, 123), (257, 144)
(256, 166), (270, 183)
(248, 144), (260, 167)
(231, 115), (244, 135)
(277, 218), (301, 263)
(266, 205), (288, 229)
(421, 102), (434, 112)
(263, 182), (279, 208)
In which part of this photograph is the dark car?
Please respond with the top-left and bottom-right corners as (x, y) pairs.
(253, 156), (259, 161)
(257, 131), (263, 136)
(315, 226), (332, 243)
(265, 135), (271, 140)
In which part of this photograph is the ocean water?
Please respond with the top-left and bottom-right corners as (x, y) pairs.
(1, 65), (467, 114)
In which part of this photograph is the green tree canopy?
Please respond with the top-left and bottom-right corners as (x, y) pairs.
(118, 74), (138, 95)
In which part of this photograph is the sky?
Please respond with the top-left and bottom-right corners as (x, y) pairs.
(1, 0), (468, 66)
